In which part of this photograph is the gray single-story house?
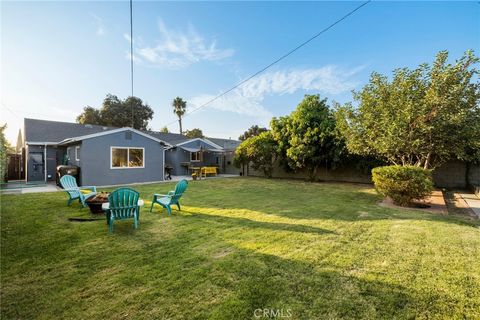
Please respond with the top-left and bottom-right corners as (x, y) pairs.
(22, 118), (240, 186)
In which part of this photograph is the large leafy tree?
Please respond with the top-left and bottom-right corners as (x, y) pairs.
(76, 94), (154, 130)
(234, 131), (277, 178)
(159, 126), (169, 133)
(336, 50), (480, 169)
(172, 97), (187, 134)
(271, 94), (343, 180)
(76, 106), (102, 126)
(238, 125), (268, 141)
(185, 128), (204, 138)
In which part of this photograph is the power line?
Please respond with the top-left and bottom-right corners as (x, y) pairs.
(161, 0), (371, 129)
(1, 103), (21, 120)
(130, 0), (134, 127)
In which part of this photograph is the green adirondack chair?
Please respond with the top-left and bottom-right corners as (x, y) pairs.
(59, 175), (97, 207)
(105, 188), (140, 233)
(150, 179), (188, 215)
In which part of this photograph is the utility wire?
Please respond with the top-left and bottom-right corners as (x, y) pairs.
(130, 0), (134, 127)
(1, 103), (21, 119)
(161, 0), (371, 129)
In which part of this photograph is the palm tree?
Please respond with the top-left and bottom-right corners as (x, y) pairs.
(172, 97), (187, 134)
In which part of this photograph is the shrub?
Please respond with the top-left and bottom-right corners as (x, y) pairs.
(372, 165), (433, 206)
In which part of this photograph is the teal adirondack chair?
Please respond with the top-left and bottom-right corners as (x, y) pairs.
(59, 175), (97, 207)
(104, 188), (140, 233)
(150, 179), (188, 215)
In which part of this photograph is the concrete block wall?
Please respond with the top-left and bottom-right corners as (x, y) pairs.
(248, 160), (480, 189)
(248, 161), (372, 184)
(432, 160), (480, 189)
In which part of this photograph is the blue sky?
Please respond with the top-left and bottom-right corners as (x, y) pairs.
(1, 1), (479, 144)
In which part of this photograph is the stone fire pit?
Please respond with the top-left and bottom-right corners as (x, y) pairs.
(85, 192), (110, 214)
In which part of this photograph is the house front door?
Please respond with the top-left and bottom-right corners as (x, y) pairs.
(28, 152), (45, 182)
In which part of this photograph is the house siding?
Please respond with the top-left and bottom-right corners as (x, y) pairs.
(66, 143), (81, 167)
(165, 148), (188, 175)
(79, 131), (164, 186)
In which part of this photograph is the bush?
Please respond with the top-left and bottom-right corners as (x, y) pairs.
(372, 165), (433, 206)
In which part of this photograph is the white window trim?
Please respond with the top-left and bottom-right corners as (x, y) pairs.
(110, 146), (145, 169)
(190, 151), (201, 162)
(75, 146), (80, 161)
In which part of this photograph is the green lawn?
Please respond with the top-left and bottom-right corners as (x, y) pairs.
(1, 177), (479, 319)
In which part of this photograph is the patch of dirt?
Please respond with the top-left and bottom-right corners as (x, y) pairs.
(378, 190), (447, 214)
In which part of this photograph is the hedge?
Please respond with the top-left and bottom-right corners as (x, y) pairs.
(372, 165), (434, 206)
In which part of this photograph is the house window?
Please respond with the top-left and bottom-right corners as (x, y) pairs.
(75, 146), (80, 161)
(190, 151), (201, 162)
(111, 147), (144, 169)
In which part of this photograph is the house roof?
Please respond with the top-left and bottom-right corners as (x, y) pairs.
(206, 137), (241, 151)
(145, 131), (190, 146)
(24, 118), (240, 149)
(24, 118), (115, 143)
(176, 137), (223, 150)
(57, 127), (172, 147)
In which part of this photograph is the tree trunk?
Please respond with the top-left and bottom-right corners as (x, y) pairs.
(178, 118), (183, 134)
(423, 152), (431, 170)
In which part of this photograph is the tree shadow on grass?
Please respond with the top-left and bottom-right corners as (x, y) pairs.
(184, 192), (479, 228)
(173, 178), (479, 227)
(106, 227), (470, 319)
(142, 224), (478, 319)
(206, 252), (416, 319)
(180, 209), (337, 236)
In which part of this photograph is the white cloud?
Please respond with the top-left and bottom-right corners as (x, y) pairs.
(188, 65), (363, 121)
(239, 66), (364, 98)
(91, 14), (106, 36)
(189, 92), (273, 120)
(131, 19), (234, 69)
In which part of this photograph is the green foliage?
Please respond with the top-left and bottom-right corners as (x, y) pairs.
(0, 124), (10, 182)
(172, 97), (187, 134)
(159, 126), (169, 133)
(271, 94), (344, 180)
(234, 131), (277, 177)
(372, 165), (434, 206)
(233, 142), (248, 171)
(238, 125), (268, 141)
(76, 94), (154, 130)
(336, 50), (480, 169)
(76, 106), (102, 125)
(185, 128), (204, 138)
